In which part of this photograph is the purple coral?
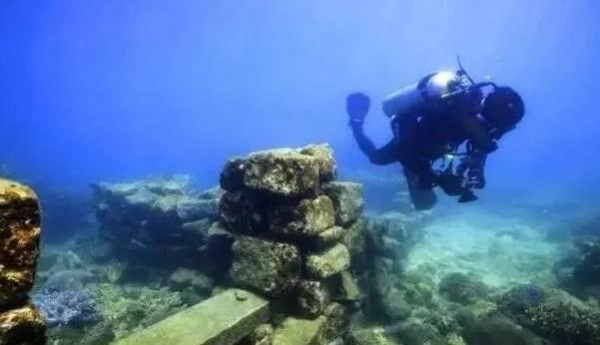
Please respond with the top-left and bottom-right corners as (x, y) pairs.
(32, 288), (100, 328)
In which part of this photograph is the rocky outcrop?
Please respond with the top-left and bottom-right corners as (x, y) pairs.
(0, 179), (46, 344)
(90, 175), (229, 272)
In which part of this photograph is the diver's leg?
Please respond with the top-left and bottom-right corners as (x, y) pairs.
(403, 168), (437, 211)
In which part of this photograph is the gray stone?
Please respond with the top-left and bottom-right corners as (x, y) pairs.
(322, 181), (363, 226)
(229, 236), (300, 297)
(269, 196), (335, 237)
(273, 303), (346, 345)
(339, 270), (361, 302)
(306, 244), (350, 279)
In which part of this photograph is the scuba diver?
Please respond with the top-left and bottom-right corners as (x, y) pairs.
(347, 61), (525, 210)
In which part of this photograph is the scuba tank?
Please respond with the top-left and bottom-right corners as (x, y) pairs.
(382, 58), (497, 119)
(382, 70), (469, 117)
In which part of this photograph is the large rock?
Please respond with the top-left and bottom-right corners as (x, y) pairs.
(229, 236), (301, 297)
(269, 196), (335, 237)
(0, 179), (41, 310)
(306, 244), (351, 280)
(0, 304), (46, 345)
(322, 182), (363, 226)
(220, 144), (336, 197)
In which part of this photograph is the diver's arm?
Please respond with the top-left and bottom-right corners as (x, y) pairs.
(350, 124), (399, 165)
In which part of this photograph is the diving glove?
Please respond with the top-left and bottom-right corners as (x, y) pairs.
(346, 92), (370, 126)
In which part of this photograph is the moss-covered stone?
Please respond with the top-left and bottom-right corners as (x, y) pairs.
(322, 182), (363, 226)
(269, 196), (335, 237)
(246, 324), (274, 345)
(0, 179), (41, 310)
(298, 144), (337, 182)
(315, 226), (345, 248)
(219, 191), (267, 235)
(339, 270), (362, 302)
(220, 149), (321, 197)
(273, 302), (346, 345)
(306, 244), (350, 280)
(113, 289), (270, 345)
(294, 280), (332, 318)
(229, 236), (300, 297)
(346, 327), (400, 345)
(0, 304), (46, 345)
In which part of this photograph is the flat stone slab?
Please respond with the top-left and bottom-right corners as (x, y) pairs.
(113, 288), (270, 345)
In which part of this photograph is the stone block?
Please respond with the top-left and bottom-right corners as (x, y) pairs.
(273, 303), (346, 345)
(176, 196), (219, 222)
(246, 324), (274, 345)
(298, 144), (337, 182)
(0, 179), (41, 310)
(269, 196), (335, 237)
(220, 145), (336, 197)
(219, 191), (267, 235)
(322, 182), (363, 226)
(315, 227), (345, 248)
(113, 288), (270, 345)
(346, 327), (400, 345)
(294, 280), (334, 319)
(306, 244), (350, 280)
(229, 236), (300, 297)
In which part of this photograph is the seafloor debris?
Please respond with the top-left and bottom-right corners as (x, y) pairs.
(0, 179), (46, 344)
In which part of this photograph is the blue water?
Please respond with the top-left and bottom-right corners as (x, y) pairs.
(1, 1), (599, 207)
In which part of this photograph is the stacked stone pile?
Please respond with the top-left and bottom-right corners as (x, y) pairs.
(0, 179), (46, 344)
(218, 144), (367, 344)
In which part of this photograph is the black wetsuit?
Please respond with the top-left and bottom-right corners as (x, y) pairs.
(350, 108), (496, 210)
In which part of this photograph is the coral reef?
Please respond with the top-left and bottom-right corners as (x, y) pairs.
(32, 288), (99, 327)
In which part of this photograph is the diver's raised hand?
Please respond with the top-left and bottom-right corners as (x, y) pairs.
(346, 92), (370, 126)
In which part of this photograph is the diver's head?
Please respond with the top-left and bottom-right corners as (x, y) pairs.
(481, 86), (524, 135)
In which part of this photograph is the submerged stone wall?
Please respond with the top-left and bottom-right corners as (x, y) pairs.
(0, 179), (46, 344)
(218, 144), (367, 345)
